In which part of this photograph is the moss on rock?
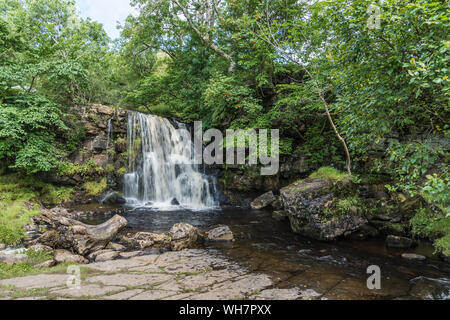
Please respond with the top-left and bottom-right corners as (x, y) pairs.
(82, 178), (107, 196)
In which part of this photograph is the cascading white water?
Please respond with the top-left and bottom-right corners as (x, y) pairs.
(106, 119), (113, 150)
(124, 111), (218, 210)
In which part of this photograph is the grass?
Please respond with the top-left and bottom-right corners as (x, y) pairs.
(309, 167), (351, 182)
(0, 250), (52, 280)
(0, 173), (74, 245)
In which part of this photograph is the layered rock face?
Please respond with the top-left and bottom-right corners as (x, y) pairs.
(43, 104), (128, 199)
(280, 179), (367, 241)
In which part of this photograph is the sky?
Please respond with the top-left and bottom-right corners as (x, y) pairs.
(74, 0), (137, 39)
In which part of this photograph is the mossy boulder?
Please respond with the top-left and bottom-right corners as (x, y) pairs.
(280, 174), (367, 241)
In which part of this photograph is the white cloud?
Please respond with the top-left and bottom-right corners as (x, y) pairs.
(74, 0), (138, 39)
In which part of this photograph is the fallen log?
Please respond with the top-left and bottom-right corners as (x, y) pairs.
(33, 209), (127, 256)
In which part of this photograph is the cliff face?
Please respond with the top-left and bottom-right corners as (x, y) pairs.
(43, 104), (129, 199)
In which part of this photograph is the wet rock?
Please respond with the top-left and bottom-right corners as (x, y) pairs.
(386, 235), (413, 249)
(251, 191), (276, 210)
(207, 225), (234, 242)
(401, 253), (426, 261)
(91, 136), (108, 152)
(349, 224), (380, 240)
(299, 289), (322, 300)
(53, 249), (88, 264)
(438, 252), (450, 263)
(102, 192), (127, 205)
(272, 210), (288, 221)
(0, 243), (6, 251)
(169, 223), (200, 251)
(409, 277), (450, 300)
(281, 179), (367, 241)
(121, 232), (170, 249)
(370, 220), (406, 236)
(171, 198), (180, 206)
(0, 253), (29, 265)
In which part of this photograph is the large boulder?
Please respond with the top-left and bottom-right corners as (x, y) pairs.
(54, 249), (88, 264)
(386, 235), (414, 249)
(169, 223), (200, 251)
(251, 191), (277, 210)
(120, 232), (170, 249)
(280, 178), (367, 241)
(207, 225), (234, 242)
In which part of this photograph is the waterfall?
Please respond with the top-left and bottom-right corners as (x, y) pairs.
(106, 119), (113, 150)
(123, 111), (218, 210)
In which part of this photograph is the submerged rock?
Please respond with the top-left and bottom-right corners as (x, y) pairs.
(402, 253), (426, 261)
(207, 225), (234, 242)
(280, 178), (367, 241)
(251, 191), (277, 210)
(386, 235), (413, 249)
(169, 223), (200, 251)
(272, 210), (288, 221)
(409, 277), (450, 300)
(102, 192), (126, 205)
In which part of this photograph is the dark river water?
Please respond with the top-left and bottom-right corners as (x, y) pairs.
(80, 205), (450, 300)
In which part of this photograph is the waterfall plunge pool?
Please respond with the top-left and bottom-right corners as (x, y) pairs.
(79, 205), (450, 300)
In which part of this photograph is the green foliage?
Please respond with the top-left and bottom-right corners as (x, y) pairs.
(323, 195), (362, 219)
(411, 207), (450, 254)
(0, 93), (68, 173)
(83, 178), (107, 196)
(0, 173), (74, 244)
(57, 159), (104, 177)
(203, 74), (263, 128)
(0, 202), (39, 245)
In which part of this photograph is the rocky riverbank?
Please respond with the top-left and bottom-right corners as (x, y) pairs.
(0, 248), (307, 300)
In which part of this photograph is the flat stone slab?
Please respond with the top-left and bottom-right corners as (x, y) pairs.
(104, 289), (144, 300)
(51, 284), (124, 298)
(87, 273), (172, 287)
(251, 288), (301, 300)
(0, 274), (68, 289)
(88, 254), (157, 272)
(129, 290), (175, 300)
(0, 249), (301, 301)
